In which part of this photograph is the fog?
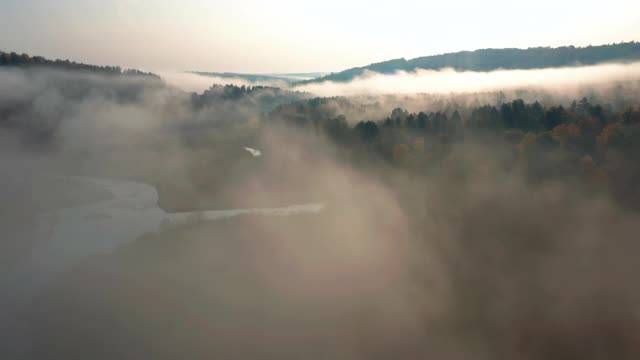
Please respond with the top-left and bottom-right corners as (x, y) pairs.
(174, 62), (640, 120)
(161, 71), (291, 93)
(292, 62), (640, 96)
(2, 63), (640, 359)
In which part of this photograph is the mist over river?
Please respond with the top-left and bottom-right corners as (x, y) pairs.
(3, 176), (323, 304)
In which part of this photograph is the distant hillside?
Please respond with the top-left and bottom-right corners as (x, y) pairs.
(300, 42), (640, 84)
(191, 71), (327, 84)
(0, 50), (160, 79)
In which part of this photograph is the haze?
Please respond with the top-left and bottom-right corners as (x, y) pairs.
(2, 0), (639, 73)
(4, 2), (640, 359)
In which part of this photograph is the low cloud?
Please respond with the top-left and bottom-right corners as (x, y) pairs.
(4, 62), (640, 359)
(295, 62), (640, 96)
(161, 71), (290, 93)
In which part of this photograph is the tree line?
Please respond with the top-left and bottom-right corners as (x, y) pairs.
(0, 50), (160, 79)
(269, 95), (640, 207)
(301, 41), (640, 84)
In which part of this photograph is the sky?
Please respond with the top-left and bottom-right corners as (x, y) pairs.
(1, 0), (639, 73)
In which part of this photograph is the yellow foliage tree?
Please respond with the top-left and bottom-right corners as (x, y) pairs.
(598, 123), (625, 148)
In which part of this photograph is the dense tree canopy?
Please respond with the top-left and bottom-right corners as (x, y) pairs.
(267, 93), (640, 207)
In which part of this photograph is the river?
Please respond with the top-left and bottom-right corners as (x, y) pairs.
(13, 176), (323, 299)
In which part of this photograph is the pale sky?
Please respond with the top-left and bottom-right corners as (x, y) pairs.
(1, 0), (639, 73)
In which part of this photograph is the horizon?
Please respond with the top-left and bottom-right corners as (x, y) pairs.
(5, 2), (640, 358)
(189, 41), (640, 75)
(3, 40), (639, 76)
(2, 0), (639, 74)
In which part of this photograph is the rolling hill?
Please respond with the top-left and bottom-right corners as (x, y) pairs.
(299, 42), (640, 84)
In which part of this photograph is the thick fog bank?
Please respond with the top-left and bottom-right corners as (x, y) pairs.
(2, 64), (640, 359)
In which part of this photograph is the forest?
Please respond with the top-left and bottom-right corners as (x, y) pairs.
(3, 52), (640, 359)
(303, 41), (640, 84)
(2, 64), (640, 210)
(0, 50), (160, 79)
(265, 91), (640, 209)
